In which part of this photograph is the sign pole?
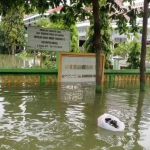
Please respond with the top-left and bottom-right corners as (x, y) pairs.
(34, 49), (36, 68)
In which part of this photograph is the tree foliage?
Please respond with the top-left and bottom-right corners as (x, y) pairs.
(0, 24), (7, 54)
(0, 0), (143, 32)
(126, 41), (141, 69)
(1, 6), (26, 54)
(0, 0), (63, 15)
(113, 40), (141, 69)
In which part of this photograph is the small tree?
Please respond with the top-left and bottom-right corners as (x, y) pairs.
(1, 6), (26, 55)
(113, 40), (141, 69)
(126, 41), (141, 69)
(113, 41), (133, 58)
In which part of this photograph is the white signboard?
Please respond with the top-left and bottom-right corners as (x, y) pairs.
(28, 26), (70, 51)
(61, 56), (96, 83)
(58, 53), (105, 83)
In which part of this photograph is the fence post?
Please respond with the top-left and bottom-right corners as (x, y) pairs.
(56, 52), (59, 70)
(109, 75), (114, 83)
(40, 75), (45, 83)
(55, 52), (59, 82)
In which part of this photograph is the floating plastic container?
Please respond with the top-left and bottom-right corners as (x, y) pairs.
(97, 113), (125, 131)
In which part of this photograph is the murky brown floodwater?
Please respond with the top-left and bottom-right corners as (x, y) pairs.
(0, 82), (150, 150)
(0, 54), (39, 68)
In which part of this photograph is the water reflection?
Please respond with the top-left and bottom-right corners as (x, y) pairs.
(136, 92), (150, 150)
(0, 54), (40, 68)
(0, 83), (150, 149)
(0, 97), (5, 119)
(59, 83), (95, 104)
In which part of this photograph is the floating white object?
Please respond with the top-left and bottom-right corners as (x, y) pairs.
(97, 113), (125, 131)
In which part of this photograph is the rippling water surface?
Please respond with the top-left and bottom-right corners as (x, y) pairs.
(0, 83), (150, 150)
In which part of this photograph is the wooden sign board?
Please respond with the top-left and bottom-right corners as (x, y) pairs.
(58, 52), (105, 83)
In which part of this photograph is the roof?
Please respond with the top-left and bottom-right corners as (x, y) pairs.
(114, 0), (124, 7)
(24, 5), (62, 20)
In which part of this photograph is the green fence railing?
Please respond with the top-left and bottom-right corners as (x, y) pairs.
(104, 69), (150, 83)
(0, 68), (58, 85)
(1, 68), (150, 86)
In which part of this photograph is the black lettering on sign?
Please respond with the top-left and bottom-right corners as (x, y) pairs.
(55, 37), (65, 41)
(40, 29), (48, 32)
(41, 32), (48, 35)
(49, 37), (54, 40)
(43, 36), (48, 39)
(34, 35), (42, 39)
(49, 30), (56, 33)
(38, 45), (44, 47)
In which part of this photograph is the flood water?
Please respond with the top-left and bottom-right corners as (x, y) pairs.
(0, 54), (39, 68)
(0, 82), (150, 150)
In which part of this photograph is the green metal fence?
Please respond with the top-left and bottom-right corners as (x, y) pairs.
(0, 69), (58, 86)
(1, 68), (150, 86)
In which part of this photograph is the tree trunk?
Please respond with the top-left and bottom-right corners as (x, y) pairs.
(140, 0), (149, 91)
(92, 0), (102, 92)
(12, 44), (15, 55)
